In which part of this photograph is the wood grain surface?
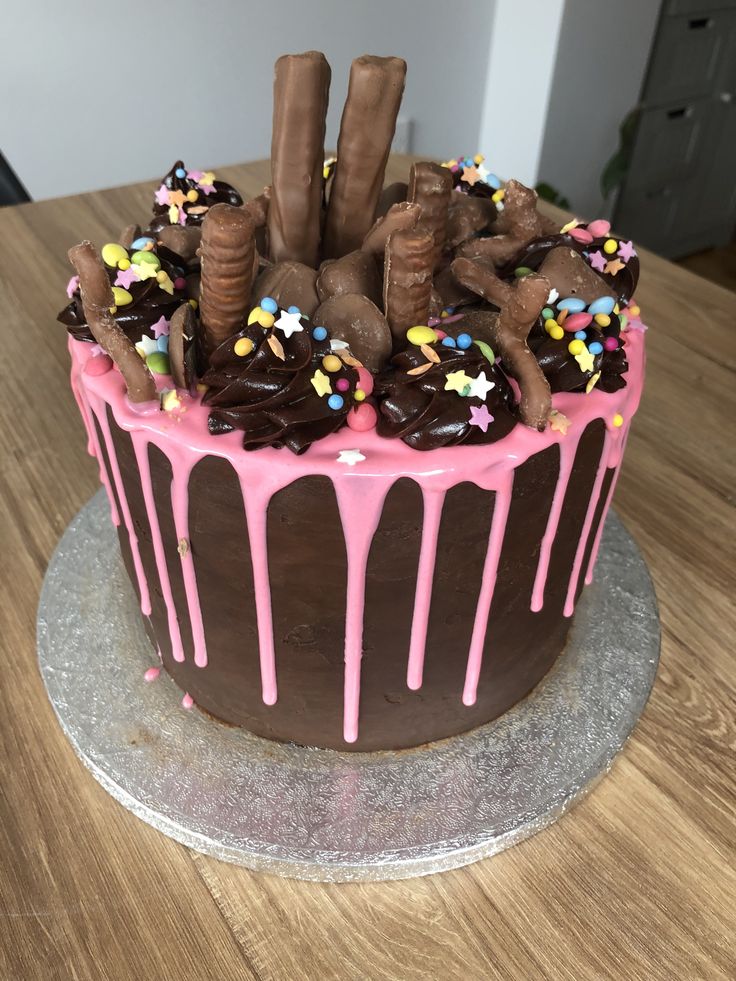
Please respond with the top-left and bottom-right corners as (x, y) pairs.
(0, 157), (734, 981)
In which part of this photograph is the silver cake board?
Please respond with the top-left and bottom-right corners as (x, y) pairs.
(37, 489), (660, 882)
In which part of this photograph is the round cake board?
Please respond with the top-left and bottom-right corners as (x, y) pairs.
(37, 490), (660, 882)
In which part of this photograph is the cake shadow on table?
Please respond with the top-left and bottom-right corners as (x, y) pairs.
(56, 51), (646, 751)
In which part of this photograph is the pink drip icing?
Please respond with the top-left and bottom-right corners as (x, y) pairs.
(237, 475), (278, 705)
(86, 393), (151, 615)
(530, 434), (580, 612)
(67, 321), (645, 743)
(407, 489), (445, 690)
(181, 692), (194, 709)
(584, 423), (631, 585)
(130, 434), (185, 662)
(335, 478), (394, 743)
(563, 430), (612, 617)
(144, 666), (160, 682)
(170, 464), (208, 667)
(462, 472), (514, 706)
(68, 350), (95, 457)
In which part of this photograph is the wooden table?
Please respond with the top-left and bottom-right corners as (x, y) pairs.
(1, 157), (734, 981)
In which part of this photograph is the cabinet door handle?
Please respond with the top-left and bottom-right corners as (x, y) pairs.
(718, 91), (733, 104)
(688, 17), (711, 29)
(667, 107), (690, 119)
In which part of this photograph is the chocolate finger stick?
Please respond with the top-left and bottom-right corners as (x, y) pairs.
(268, 52), (331, 267)
(119, 224), (140, 250)
(360, 201), (421, 255)
(383, 228), (433, 348)
(452, 257), (551, 430)
(199, 203), (256, 357)
(408, 162), (452, 269)
(68, 242), (156, 403)
(323, 56), (407, 259)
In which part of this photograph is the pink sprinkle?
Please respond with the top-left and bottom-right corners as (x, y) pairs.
(181, 692), (194, 710)
(603, 336), (619, 351)
(66, 275), (80, 298)
(174, 277), (186, 290)
(433, 328), (447, 339)
(356, 366), (374, 396)
(563, 312), (593, 332)
(347, 402), (378, 432)
(587, 219), (611, 238)
(336, 377), (350, 392)
(144, 666), (160, 683)
(84, 354), (113, 376)
(569, 227), (593, 244)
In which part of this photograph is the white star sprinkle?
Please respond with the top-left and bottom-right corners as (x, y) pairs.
(547, 287), (559, 305)
(467, 371), (495, 401)
(476, 162), (490, 182)
(337, 449), (366, 466)
(274, 309), (304, 339)
(135, 335), (158, 358)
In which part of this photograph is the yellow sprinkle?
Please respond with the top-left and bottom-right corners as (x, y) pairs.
(161, 389), (181, 412)
(354, 389), (366, 402)
(560, 219), (579, 233)
(247, 306), (262, 325)
(585, 371), (601, 394)
(613, 413), (624, 428)
(473, 154), (484, 164)
(101, 242), (128, 267)
(613, 303), (620, 314)
(491, 189), (505, 203)
(594, 313), (611, 327)
(549, 324), (564, 341)
(322, 354), (342, 373)
(111, 286), (132, 306)
(257, 311), (275, 329)
(189, 299), (198, 310)
(311, 369), (332, 397)
(544, 318), (558, 332)
(568, 339), (585, 355)
(186, 189), (199, 203)
(234, 337), (254, 357)
(168, 203), (179, 223)
(629, 305), (640, 317)
(603, 238), (617, 254)
(118, 258), (131, 271)
(406, 325), (437, 346)
(196, 382), (208, 393)
(109, 306), (117, 315)
(156, 270), (167, 283)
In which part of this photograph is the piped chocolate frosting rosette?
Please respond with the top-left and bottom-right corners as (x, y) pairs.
(201, 298), (371, 454)
(148, 161), (243, 236)
(376, 324), (516, 450)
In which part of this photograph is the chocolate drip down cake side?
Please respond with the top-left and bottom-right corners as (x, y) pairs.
(58, 52), (646, 751)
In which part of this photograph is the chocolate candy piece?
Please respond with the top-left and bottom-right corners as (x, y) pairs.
(408, 161), (452, 269)
(118, 224), (140, 250)
(383, 228), (434, 349)
(313, 294), (392, 373)
(268, 52), (331, 267)
(317, 251), (382, 307)
(199, 203), (256, 357)
(67, 241), (156, 403)
(169, 302), (196, 389)
(158, 224), (202, 263)
(323, 56), (407, 259)
(360, 202), (421, 256)
(457, 179), (553, 266)
(252, 260), (320, 317)
(452, 257), (551, 431)
(539, 246), (617, 304)
(446, 194), (495, 248)
(375, 181), (408, 218)
(242, 186), (271, 228)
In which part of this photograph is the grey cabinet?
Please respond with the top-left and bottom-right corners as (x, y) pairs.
(614, 0), (736, 257)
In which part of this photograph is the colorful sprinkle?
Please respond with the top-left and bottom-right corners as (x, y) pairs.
(311, 369), (332, 397)
(83, 354), (113, 377)
(587, 296), (616, 316)
(353, 389), (366, 402)
(337, 448), (365, 466)
(312, 326), (328, 341)
(445, 369), (472, 394)
(587, 219), (611, 238)
(456, 333), (472, 350)
(327, 394), (344, 410)
(130, 236), (155, 251)
(613, 413), (624, 428)
(181, 692), (194, 710)
(585, 371), (601, 394)
(594, 313), (611, 328)
(234, 337), (254, 357)
(146, 352), (170, 375)
(473, 339), (495, 364)
(442, 336), (457, 348)
(564, 312), (593, 332)
(336, 377), (350, 392)
(407, 325), (437, 346)
(356, 367), (374, 396)
(274, 309), (302, 337)
(101, 242), (128, 268)
(346, 402), (378, 432)
(468, 404), (494, 433)
(588, 341), (603, 355)
(144, 666), (160, 683)
(111, 286), (133, 307)
(567, 339), (585, 355)
(603, 336), (619, 351)
(260, 296), (278, 314)
(558, 297), (587, 313)
(322, 354), (342, 373)
(548, 409), (570, 435)
(568, 227), (593, 245)
(603, 238), (618, 255)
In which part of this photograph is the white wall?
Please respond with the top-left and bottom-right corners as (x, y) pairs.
(537, 0), (661, 220)
(3, 0), (496, 200)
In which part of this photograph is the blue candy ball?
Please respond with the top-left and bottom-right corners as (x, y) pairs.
(327, 394), (344, 411)
(441, 336), (457, 348)
(588, 341), (603, 355)
(175, 167), (186, 178)
(260, 296), (278, 314)
(457, 333), (472, 350)
(312, 326), (328, 341)
(575, 330), (587, 340)
(287, 305), (301, 315)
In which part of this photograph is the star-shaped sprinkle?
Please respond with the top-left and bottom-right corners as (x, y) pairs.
(274, 309), (304, 339)
(617, 239), (636, 262)
(445, 369), (472, 394)
(115, 266), (140, 289)
(585, 371), (601, 393)
(311, 369), (332, 397)
(168, 189), (187, 208)
(467, 371), (495, 401)
(132, 261), (158, 281)
(461, 165), (482, 186)
(151, 315), (170, 338)
(187, 170), (203, 182)
(604, 258), (625, 276)
(160, 388), (182, 412)
(154, 184), (170, 206)
(337, 448), (366, 466)
(89, 343), (104, 357)
(588, 250), (607, 272)
(135, 335), (159, 358)
(469, 404), (494, 433)
(476, 162), (490, 182)
(548, 409), (570, 435)
(66, 275), (80, 298)
(575, 348), (596, 373)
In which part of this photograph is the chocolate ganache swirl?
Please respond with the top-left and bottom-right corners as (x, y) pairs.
(201, 307), (362, 454)
(147, 161), (243, 237)
(376, 328), (516, 450)
(58, 242), (188, 344)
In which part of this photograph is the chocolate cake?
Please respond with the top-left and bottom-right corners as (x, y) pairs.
(58, 52), (646, 751)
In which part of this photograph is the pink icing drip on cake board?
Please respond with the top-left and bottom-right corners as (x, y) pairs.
(68, 327), (644, 743)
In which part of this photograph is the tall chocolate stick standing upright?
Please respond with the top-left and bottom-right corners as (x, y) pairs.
(323, 56), (407, 259)
(268, 52), (331, 268)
